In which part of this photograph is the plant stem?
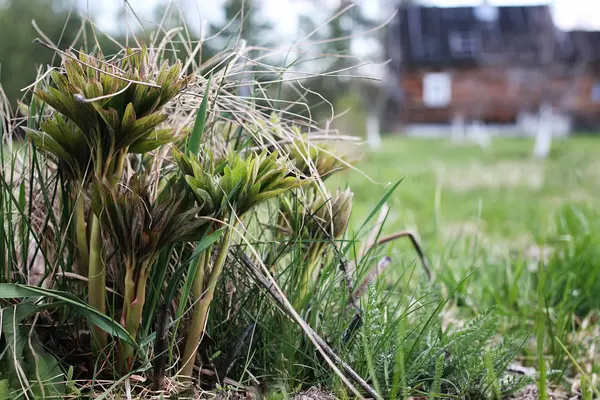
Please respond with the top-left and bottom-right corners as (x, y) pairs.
(178, 250), (207, 370)
(110, 150), (126, 186)
(131, 267), (149, 334)
(74, 192), (89, 275)
(119, 263), (135, 370)
(119, 260), (152, 372)
(180, 227), (233, 379)
(88, 214), (107, 350)
(298, 245), (322, 306)
(88, 145), (108, 351)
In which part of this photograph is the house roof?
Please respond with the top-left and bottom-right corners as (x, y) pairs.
(390, 4), (582, 68)
(566, 30), (600, 62)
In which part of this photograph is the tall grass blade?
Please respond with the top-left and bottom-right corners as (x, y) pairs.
(555, 337), (600, 398)
(187, 74), (212, 156)
(391, 312), (406, 400)
(354, 179), (403, 237)
(142, 245), (174, 337)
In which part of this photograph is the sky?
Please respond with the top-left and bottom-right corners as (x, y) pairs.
(90, 0), (600, 34)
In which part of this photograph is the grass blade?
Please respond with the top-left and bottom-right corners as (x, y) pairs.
(354, 179), (403, 237)
(0, 283), (142, 355)
(186, 74), (212, 156)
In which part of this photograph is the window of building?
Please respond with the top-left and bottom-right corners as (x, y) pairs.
(423, 72), (452, 108)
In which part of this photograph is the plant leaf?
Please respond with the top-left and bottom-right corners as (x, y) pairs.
(0, 283), (143, 356)
(187, 74), (212, 156)
(128, 129), (176, 153)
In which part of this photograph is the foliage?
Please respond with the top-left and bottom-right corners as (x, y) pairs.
(0, 302), (66, 399)
(543, 205), (600, 317)
(25, 46), (185, 180)
(177, 148), (307, 219)
(352, 286), (530, 399)
(335, 136), (600, 396)
(22, 44), (189, 354)
(92, 176), (211, 368)
(1, 4), (598, 400)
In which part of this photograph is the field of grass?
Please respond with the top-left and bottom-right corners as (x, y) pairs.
(323, 135), (600, 398)
(334, 136), (599, 244)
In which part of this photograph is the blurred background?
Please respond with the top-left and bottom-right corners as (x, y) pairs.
(2, 0), (600, 140)
(1, 0), (598, 246)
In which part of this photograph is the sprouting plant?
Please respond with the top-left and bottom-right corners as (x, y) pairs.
(174, 147), (308, 378)
(277, 187), (353, 303)
(24, 45), (187, 349)
(28, 47), (185, 182)
(91, 176), (211, 370)
(287, 136), (349, 180)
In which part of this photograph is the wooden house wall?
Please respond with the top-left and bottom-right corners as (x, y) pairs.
(398, 67), (600, 125)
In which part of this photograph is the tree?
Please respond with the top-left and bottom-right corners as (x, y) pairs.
(0, 0), (81, 106)
(207, 0), (273, 51)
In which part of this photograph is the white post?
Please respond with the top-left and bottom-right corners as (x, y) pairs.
(366, 110), (382, 150)
(468, 119), (491, 149)
(533, 102), (553, 159)
(451, 113), (466, 143)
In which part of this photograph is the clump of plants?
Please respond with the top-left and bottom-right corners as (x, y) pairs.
(0, 17), (535, 400)
(24, 45), (187, 352)
(174, 147), (307, 377)
(205, 160), (537, 400)
(1, 35), (376, 397)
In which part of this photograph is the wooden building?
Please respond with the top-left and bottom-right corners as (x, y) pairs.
(384, 4), (600, 132)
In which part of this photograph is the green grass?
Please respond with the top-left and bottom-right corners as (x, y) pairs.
(332, 136), (599, 244)
(324, 135), (600, 395)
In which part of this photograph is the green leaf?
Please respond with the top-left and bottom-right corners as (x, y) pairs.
(118, 113), (169, 149)
(0, 380), (9, 400)
(187, 74), (212, 156)
(121, 102), (137, 133)
(355, 179), (403, 237)
(1, 300), (62, 335)
(128, 129), (175, 153)
(27, 345), (66, 399)
(1, 302), (66, 398)
(142, 246), (174, 337)
(23, 128), (73, 164)
(0, 284), (143, 357)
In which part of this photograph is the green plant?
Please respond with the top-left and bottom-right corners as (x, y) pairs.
(24, 45), (186, 350)
(544, 205), (600, 317)
(175, 147), (307, 378)
(0, 302), (66, 399)
(276, 187), (353, 305)
(287, 136), (349, 180)
(91, 176), (210, 370)
(207, 174), (530, 399)
(2, 5), (598, 398)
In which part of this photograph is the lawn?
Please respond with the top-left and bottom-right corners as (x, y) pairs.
(324, 135), (600, 398)
(333, 136), (599, 247)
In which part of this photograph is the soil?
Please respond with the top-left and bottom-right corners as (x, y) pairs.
(207, 387), (338, 399)
(507, 384), (573, 400)
(294, 387), (338, 400)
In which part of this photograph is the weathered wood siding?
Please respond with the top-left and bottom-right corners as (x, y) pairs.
(398, 67), (600, 125)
